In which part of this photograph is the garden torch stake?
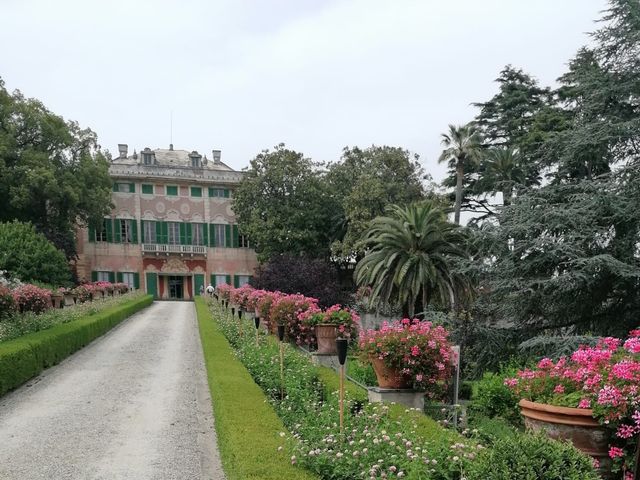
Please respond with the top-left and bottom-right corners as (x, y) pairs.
(336, 338), (348, 435)
(278, 325), (285, 400)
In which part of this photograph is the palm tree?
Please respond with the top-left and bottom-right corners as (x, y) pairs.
(478, 147), (527, 206)
(354, 202), (469, 317)
(438, 124), (483, 224)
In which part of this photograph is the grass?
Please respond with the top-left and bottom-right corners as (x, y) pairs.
(194, 297), (319, 480)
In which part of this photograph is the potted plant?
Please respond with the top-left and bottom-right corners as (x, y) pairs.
(505, 330), (640, 477)
(358, 319), (454, 394)
(302, 304), (360, 355)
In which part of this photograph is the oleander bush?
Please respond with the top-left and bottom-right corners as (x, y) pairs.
(12, 284), (51, 314)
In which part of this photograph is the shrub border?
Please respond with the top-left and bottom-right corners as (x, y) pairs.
(0, 294), (153, 397)
(195, 298), (319, 480)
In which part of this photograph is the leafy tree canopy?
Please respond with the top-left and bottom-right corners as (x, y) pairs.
(326, 145), (427, 260)
(0, 221), (72, 286)
(478, 164), (640, 336)
(0, 78), (113, 258)
(232, 144), (338, 261)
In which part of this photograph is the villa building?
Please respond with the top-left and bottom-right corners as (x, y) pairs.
(75, 144), (258, 300)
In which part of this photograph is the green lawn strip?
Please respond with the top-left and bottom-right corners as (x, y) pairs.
(194, 298), (320, 480)
(0, 294), (152, 397)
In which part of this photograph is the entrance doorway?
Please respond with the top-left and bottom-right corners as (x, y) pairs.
(168, 276), (184, 299)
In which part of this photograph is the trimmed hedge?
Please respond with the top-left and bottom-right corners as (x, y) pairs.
(194, 298), (319, 480)
(0, 294), (152, 396)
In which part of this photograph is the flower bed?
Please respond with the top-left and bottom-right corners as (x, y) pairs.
(506, 330), (640, 477)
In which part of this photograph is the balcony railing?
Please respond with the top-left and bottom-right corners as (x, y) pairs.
(142, 243), (207, 256)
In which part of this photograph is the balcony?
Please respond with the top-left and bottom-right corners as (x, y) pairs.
(142, 243), (207, 257)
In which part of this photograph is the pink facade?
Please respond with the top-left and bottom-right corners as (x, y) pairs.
(76, 145), (258, 300)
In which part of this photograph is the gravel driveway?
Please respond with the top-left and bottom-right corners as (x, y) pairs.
(0, 301), (224, 480)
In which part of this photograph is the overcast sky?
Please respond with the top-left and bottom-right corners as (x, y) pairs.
(1, 0), (605, 181)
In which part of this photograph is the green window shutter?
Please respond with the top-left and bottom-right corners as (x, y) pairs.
(114, 219), (122, 243)
(106, 218), (113, 243)
(155, 221), (161, 244)
(162, 221), (169, 244)
(179, 223), (187, 244)
(88, 225), (96, 242)
(223, 189), (230, 198)
(226, 274), (231, 285)
(202, 223), (209, 246)
(91, 271), (98, 282)
(233, 275), (240, 288)
(129, 183), (135, 193)
(248, 275), (253, 285)
(190, 186), (202, 197)
(108, 272), (115, 283)
(140, 220), (145, 243)
(112, 183), (119, 192)
(133, 272), (140, 289)
(208, 187), (214, 197)
(116, 272), (123, 283)
(232, 225), (239, 248)
(131, 219), (138, 243)
(211, 224), (218, 246)
(224, 224), (231, 248)
(186, 223), (193, 245)
(210, 274), (215, 286)
(166, 185), (178, 196)
(142, 184), (153, 194)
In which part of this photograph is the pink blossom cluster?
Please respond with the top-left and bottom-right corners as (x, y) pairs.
(12, 284), (52, 314)
(505, 329), (640, 472)
(358, 319), (454, 395)
(298, 303), (361, 340)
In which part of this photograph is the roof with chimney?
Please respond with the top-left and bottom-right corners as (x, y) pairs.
(109, 144), (243, 184)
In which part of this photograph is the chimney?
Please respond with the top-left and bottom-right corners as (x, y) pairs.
(118, 144), (128, 158)
(212, 149), (222, 164)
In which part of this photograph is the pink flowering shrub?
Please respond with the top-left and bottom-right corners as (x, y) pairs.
(358, 319), (454, 396)
(505, 329), (640, 475)
(0, 285), (17, 319)
(300, 304), (360, 340)
(216, 283), (233, 301)
(12, 284), (51, 314)
(94, 281), (114, 293)
(230, 284), (254, 309)
(246, 288), (268, 311)
(113, 283), (129, 294)
(254, 290), (280, 330)
(270, 293), (318, 345)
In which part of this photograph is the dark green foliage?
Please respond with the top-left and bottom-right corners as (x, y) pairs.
(326, 145), (427, 259)
(232, 144), (338, 261)
(469, 370), (522, 427)
(252, 254), (348, 307)
(0, 295), (152, 397)
(480, 167), (640, 335)
(517, 335), (600, 361)
(0, 79), (113, 258)
(0, 285), (16, 320)
(468, 432), (599, 480)
(0, 221), (71, 285)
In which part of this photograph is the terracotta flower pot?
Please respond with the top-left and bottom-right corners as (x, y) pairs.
(519, 399), (611, 475)
(315, 324), (338, 355)
(370, 357), (412, 389)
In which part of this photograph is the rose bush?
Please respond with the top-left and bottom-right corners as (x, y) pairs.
(359, 319), (454, 396)
(505, 330), (640, 477)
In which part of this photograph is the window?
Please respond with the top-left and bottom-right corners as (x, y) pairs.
(120, 272), (135, 289)
(142, 184), (154, 194)
(119, 219), (133, 243)
(214, 274), (228, 287)
(208, 187), (229, 198)
(236, 275), (251, 287)
(192, 223), (204, 245)
(238, 234), (250, 248)
(168, 222), (180, 245)
(113, 182), (134, 193)
(143, 153), (153, 165)
(143, 221), (156, 243)
(213, 224), (226, 247)
(96, 218), (109, 242)
(166, 185), (178, 196)
(190, 186), (202, 197)
(97, 271), (111, 282)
